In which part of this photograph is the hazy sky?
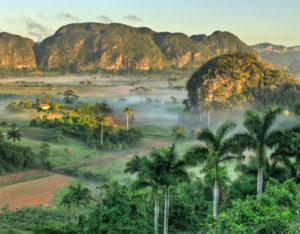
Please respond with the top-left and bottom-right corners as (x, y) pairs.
(0, 0), (299, 46)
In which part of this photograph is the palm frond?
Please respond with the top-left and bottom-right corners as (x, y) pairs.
(265, 130), (284, 148)
(261, 106), (282, 137)
(243, 109), (262, 138)
(197, 128), (217, 150)
(216, 120), (237, 143)
(231, 132), (256, 150)
(183, 145), (209, 166)
(124, 154), (144, 175)
(219, 155), (237, 163)
(132, 178), (152, 190)
(219, 137), (241, 156)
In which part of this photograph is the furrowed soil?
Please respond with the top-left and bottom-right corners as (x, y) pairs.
(0, 174), (72, 211)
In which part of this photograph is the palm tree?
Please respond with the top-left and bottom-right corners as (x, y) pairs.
(271, 130), (300, 183)
(233, 106), (282, 195)
(150, 144), (189, 234)
(125, 155), (161, 234)
(60, 183), (92, 224)
(96, 114), (107, 146)
(7, 128), (22, 143)
(184, 120), (238, 220)
(123, 106), (133, 131)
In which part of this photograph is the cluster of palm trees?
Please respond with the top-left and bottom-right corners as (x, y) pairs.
(95, 106), (134, 146)
(125, 106), (295, 233)
(60, 183), (92, 224)
(125, 144), (189, 234)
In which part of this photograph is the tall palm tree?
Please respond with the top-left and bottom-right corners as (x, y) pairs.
(150, 144), (189, 234)
(125, 155), (161, 234)
(96, 114), (107, 146)
(7, 128), (22, 143)
(184, 120), (238, 220)
(233, 106), (282, 195)
(123, 106), (133, 131)
(60, 183), (92, 224)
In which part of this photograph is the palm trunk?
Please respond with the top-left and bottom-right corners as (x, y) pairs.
(164, 187), (169, 234)
(207, 112), (211, 128)
(100, 121), (103, 146)
(76, 208), (80, 225)
(213, 178), (219, 220)
(295, 167), (299, 184)
(197, 106), (202, 123)
(126, 114), (129, 131)
(257, 167), (263, 195)
(155, 196), (159, 234)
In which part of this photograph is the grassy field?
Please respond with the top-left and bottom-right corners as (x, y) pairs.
(0, 75), (243, 211)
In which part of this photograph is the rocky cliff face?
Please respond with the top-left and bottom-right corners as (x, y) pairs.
(0, 33), (37, 69)
(252, 43), (300, 71)
(34, 23), (257, 72)
(0, 23), (260, 73)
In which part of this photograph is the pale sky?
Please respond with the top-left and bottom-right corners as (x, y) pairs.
(0, 0), (299, 46)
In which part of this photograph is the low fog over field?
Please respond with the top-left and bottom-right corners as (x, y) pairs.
(0, 75), (188, 127)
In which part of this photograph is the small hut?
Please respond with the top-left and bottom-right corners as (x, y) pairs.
(40, 104), (50, 111)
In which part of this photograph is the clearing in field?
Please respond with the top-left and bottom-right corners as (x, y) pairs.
(0, 174), (72, 211)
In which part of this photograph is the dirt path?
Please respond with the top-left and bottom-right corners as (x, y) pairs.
(0, 174), (72, 211)
(0, 170), (52, 187)
(55, 138), (172, 171)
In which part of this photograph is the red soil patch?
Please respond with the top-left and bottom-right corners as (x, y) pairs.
(0, 170), (52, 187)
(0, 174), (72, 211)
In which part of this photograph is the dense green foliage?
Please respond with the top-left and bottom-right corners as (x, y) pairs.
(74, 103), (112, 115)
(186, 52), (300, 110)
(61, 184), (92, 224)
(87, 181), (153, 233)
(1, 97), (300, 233)
(30, 115), (142, 149)
(0, 207), (80, 233)
(212, 179), (300, 233)
(0, 137), (35, 175)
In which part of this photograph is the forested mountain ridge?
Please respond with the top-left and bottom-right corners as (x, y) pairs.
(252, 43), (300, 72)
(0, 22), (258, 73)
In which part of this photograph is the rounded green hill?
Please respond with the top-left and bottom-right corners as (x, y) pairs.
(186, 52), (300, 109)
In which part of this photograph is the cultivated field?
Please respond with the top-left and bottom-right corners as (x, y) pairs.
(0, 174), (72, 211)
